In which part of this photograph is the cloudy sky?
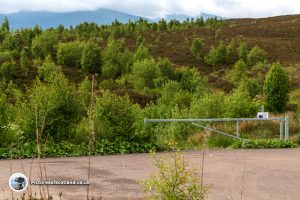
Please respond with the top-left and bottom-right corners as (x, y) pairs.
(0, 0), (299, 18)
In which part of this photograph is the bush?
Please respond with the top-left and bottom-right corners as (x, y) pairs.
(92, 92), (148, 143)
(208, 133), (235, 148)
(230, 59), (247, 83)
(57, 41), (84, 67)
(142, 151), (207, 200)
(131, 58), (159, 90)
(190, 38), (205, 61)
(81, 42), (102, 73)
(238, 42), (248, 62)
(15, 71), (81, 142)
(263, 63), (290, 112)
(205, 41), (229, 66)
(230, 139), (296, 149)
(132, 44), (152, 62)
(31, 31), (58, 59)
(178, 67), (208, 94)
(225, 87), (258, 118)
(247, 45), (266, 66)
(0, 61), (12, 79)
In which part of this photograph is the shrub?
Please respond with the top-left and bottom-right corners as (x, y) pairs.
(224, 87), (258, 118)
(142, 151), (207, 200)
(190, 92), (225, 119)
(31, 31), (58, 59)
(81, 41), (102, 73)
(205, 41), (229, 66)
(208, 133), (235, 148)
(247, 45), (266, 66)
(37, 56), (61, 80)
(57, 41), (84, 67)
(92, 92), (148, 143)
(238, 42), (248, 62)
(263, 63), (290, 112)
(215, 29), (222, 38)
(190, 38), (205, 61)
(230, 139), (296, 149)
(178, 67), (208, 94)
(131, 59), (159, 90)
(132, 44), (152, 62)
(15, 71), (81, 142)
(230, 59), (247, 83)
(0, 61), (12, 79)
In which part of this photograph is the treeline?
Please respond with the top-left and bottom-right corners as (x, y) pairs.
(0, 17), (296, 154)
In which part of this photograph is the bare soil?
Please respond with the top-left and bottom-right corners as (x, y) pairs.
(1, 149), (300, 200)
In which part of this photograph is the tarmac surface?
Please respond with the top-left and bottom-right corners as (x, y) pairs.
(1, 148), (300, 200)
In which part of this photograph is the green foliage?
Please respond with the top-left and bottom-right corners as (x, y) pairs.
(81, 41), (102, 73)
(238, 78), (261, 98)
(57, 41), (84, 67)
(238, 42), (248, 62)
(158, 19), (167, 31)
(205, 41), (229, 66)
(20, 49), (31, 71)
(190, 38), (205, 61)
(102, 38), (132, 78)
(247, 45), (266, 66)
(208, 133), (234, 148)
(77, 76), (91, 112)
(132, 58), (159, 90)
(230, 59), (247, 83)
(132, 44), (152, 62)
(15, 71), (81, 142)
(0, 61), (12, 79)
(31, 31), (59, 59)
(227, 38), (239, 63)
(142, 151), (206, 200)
(93, 92), (148, 143)
(179, 67), (208, 94)
(263, 63), (290, 112)
(190, 92), (225, 118)
(159, 81), (192, 108)
(224, 87), (258, 118)
(215, 29), (222, 39)
(37, 56), (61, 79)
(0, 139), (155, 159)
(230, 139), (296, 149)
(295, 134), (300, 145)
(1, 17), (10, 32)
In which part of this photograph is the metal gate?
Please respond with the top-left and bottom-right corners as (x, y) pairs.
(144, 117), (289, 141)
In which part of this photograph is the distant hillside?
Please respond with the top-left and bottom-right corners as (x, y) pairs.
(0, 8), (147, 29)
(154, 13), (223, 22)
(0, 9), (223, 29)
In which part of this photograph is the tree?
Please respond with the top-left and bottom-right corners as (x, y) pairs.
(20, 49), (30, 75)
(230, 59), (247, 83)
(92, 91), (143, 142)
(57, 41), (84, 67)
(31, 31), (59, 59)
(132, 59), (159, 90)
(15, 71), (81, 142)
(263, 63), (290, 112)
(132, 44), (152, 62)
(247, 45), (266, 66)
(205, 41), (229, 66)
(1, 17), (9, 32)
(238, 42), (248, 62)
(191, 38), (205, 61)
(101, 38), (132, 78)
(81, 42), (102, 73)
(225, 87), (258, 118)
(158, 19), (167, 31)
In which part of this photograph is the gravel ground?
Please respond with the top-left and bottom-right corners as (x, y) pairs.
(1, 148), (300, 200)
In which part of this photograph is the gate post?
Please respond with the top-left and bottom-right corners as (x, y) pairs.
(280, 118), (283, 140)
(285, 116), (289, 141)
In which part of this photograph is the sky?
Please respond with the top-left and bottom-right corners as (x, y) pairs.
(0, 0), (299, 18)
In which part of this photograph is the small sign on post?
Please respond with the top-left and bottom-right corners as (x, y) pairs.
(257, 112), (269, 119)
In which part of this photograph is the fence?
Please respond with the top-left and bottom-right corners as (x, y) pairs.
(144, 116), (289, 141)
